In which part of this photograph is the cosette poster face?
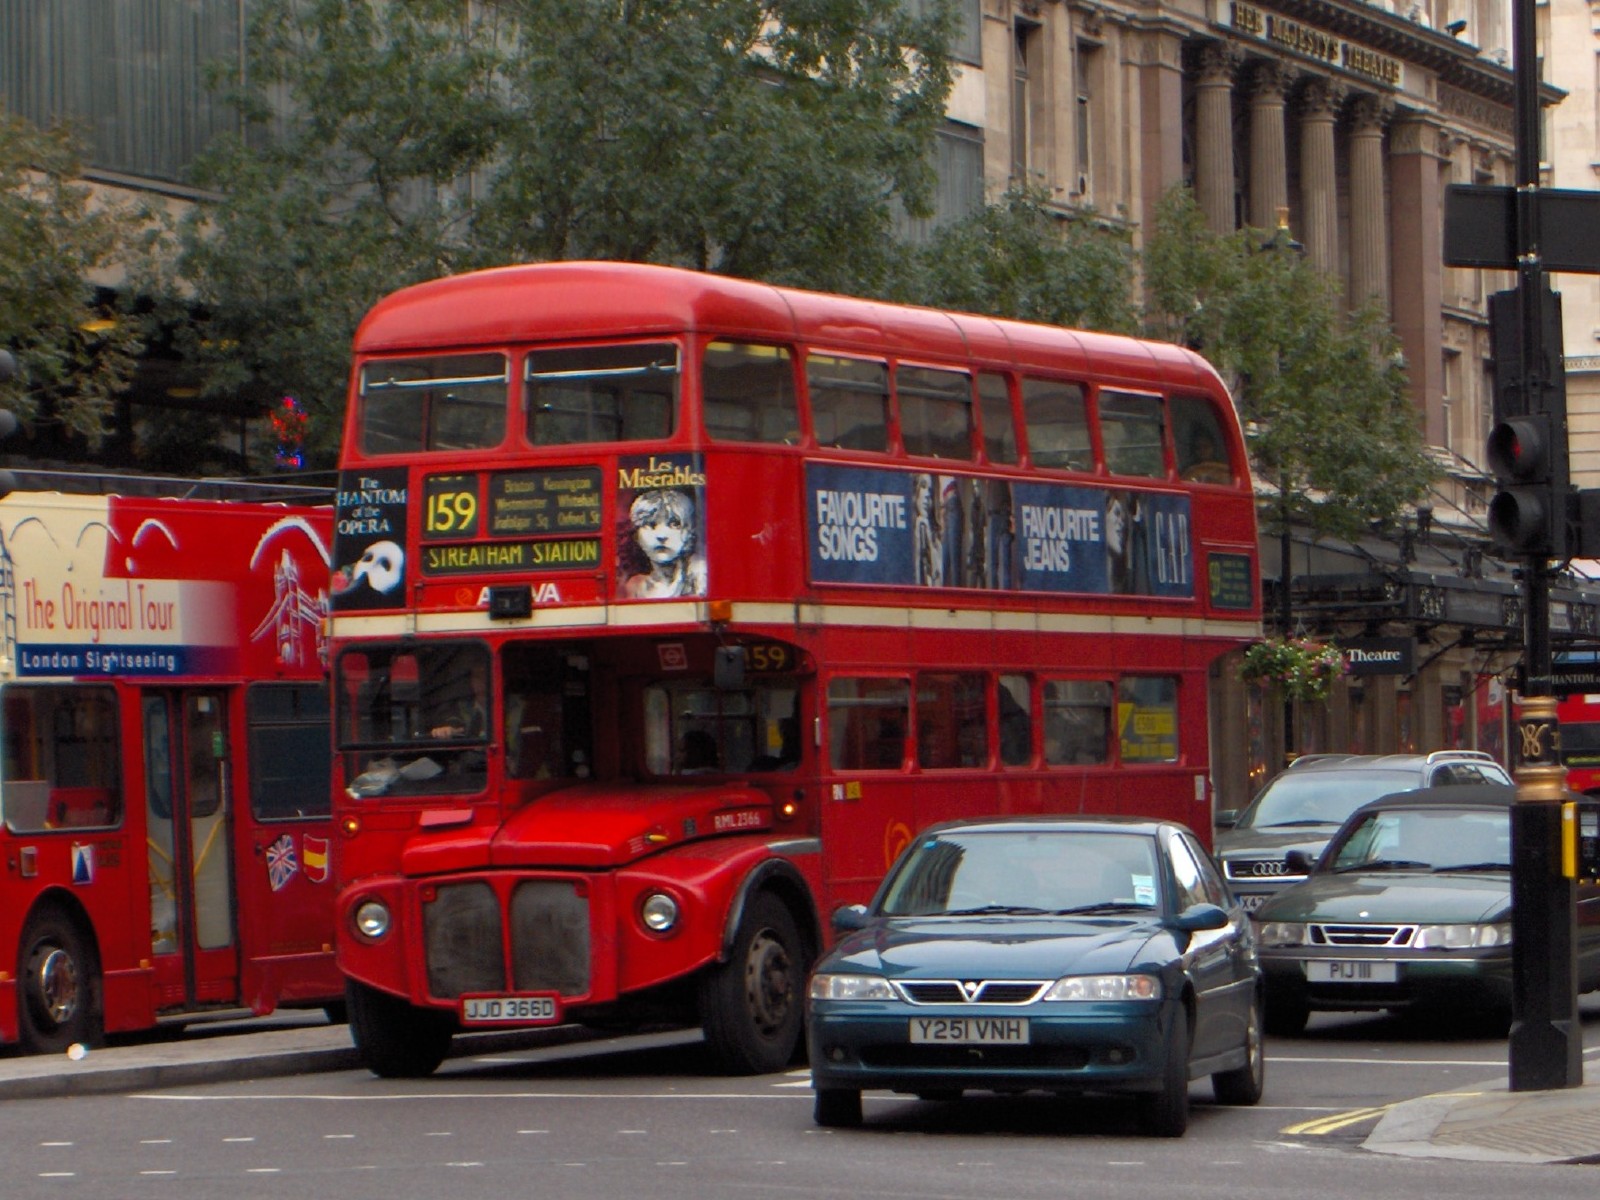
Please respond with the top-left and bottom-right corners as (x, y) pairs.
(804, 463), (1193, 599)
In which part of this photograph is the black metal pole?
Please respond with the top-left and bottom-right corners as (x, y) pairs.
(1280, 519), (1293, 766)
(1506, 0), (1581, 1092)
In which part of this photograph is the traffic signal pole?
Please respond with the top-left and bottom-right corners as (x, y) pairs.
(1505, 0), (1581, 1093)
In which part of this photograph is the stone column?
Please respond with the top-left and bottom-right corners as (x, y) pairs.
(1348, 94), (1393, 308)
(1390, 114), (1449, 446)
(1195, 42), (1242, 235)
(1298, 79), (1344, 274)
(1248, 62), (1295, 231)
(1138, 29), (1186, 236)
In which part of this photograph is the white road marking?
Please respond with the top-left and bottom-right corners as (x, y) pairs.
(324, 1133), (355, 1139)
(140, 1170), (176, 1176)
(140, 1139), (173, 1145)
(223, 1137), (255, 1143)
(40, 1141), (72, 1147)
(246, 1167), (281, 1174)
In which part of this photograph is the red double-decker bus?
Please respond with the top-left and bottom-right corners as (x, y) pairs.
(0, 484), (339, 1052)
(1560, 693), (1600, 795)
(328, 261), (1261, 1077)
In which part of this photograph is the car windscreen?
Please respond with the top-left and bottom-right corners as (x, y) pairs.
(877, 829), (1161, 916)
(1325, 808), (1510, 873)
(1241, 771), (1418, 829)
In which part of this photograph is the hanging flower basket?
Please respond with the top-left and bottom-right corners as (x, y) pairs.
(1241, 637), (1348, 703)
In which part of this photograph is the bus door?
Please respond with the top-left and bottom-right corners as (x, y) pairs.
(142, 690), (239, 1010)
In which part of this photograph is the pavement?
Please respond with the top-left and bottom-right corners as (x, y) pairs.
(4, 1016), (1600, 1163)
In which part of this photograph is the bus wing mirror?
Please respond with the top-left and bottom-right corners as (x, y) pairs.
(714, 645), (746, 690)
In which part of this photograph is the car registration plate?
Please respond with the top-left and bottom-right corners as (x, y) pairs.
(909, 1017), (1029, 1044)
(1237, 893), (1269, 912)
(459, 994), (561, 1025)
(1305, 960), (1398, 984)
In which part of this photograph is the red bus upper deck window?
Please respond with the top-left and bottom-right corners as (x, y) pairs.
(898, 366), (974, 461)
(703, 342), (800, 444)
(1172, 394), (1235, 485)
(526, 343), (678, 445)
(359, 354), (508, 456)
(1099, 391), (1167, 479)
(978, 373), (1018, 465)
(808, 355), (889, 453)
(1020, 378), (1090, 470)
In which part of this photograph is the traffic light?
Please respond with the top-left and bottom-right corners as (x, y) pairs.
(1486, 286), (1569, 558)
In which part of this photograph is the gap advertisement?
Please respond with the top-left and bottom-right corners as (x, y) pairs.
(806, 463), (1192, 598)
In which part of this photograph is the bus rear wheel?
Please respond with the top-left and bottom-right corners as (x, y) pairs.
(18, 908), (101, 1055)
(347, 980), (455, 1078)
(698, 893), (804, 1074)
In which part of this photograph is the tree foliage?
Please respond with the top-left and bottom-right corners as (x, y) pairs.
(0, 111), (147, 450)
(890, 185), (1138, 333)
(170, 0), (955, 465)
(1143, 187), (1435, 540)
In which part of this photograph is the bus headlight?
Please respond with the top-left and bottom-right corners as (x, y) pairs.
(640, 892), (680, 934)
(354, 900), (391, 941)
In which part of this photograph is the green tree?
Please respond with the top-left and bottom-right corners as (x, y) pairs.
(891, 185), (1138, 333)
(1143, 186), (1435, 542)
(0, 111), (148, 453)
(170, 0), (955, 467)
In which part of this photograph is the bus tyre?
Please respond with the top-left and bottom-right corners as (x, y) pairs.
(698, 893), (804, 1075)
(1136, 1011), (1190, 1138)
(17, 908), (101, 1055)
(347, 980), (454, 1078)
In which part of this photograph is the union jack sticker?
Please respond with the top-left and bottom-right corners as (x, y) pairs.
(266, 833), (299, 892)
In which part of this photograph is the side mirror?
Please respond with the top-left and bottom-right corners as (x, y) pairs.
(714, 645), (746, 689)
(1285, 849), (1316, 875)
(831, 904), (870, 934)
(1214, 808), (1239, 830)
(1171, 902), (1230, 932)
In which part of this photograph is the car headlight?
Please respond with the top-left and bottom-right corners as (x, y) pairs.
(353, 899), (390, 941)
(1041, 974), (1161, 1001)
(809, 974), (896, 1001)
(1257, 921), (1307, 947)
(1413, 922), (1512, 950)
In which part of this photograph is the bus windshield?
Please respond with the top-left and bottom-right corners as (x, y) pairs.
(337, 642), (491, 797)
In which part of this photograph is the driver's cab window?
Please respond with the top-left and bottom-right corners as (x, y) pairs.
(502, 643), (594, 782)
(643, 681), (799, 776)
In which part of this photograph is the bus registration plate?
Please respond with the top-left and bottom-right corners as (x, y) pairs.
(909, 1017), (1028, 1044)
(459, 994), (561, 1025)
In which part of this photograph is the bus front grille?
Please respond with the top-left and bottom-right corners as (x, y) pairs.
(424, 882), (505, 999)
(510, 880), (591, 995)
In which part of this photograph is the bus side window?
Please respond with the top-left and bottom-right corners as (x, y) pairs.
(703, 342), (800, 444)
(827, 677), (909, 770)
(527, 343), (678, 445)
(977, 373), (1017, 465)
(898, 366), (974, 460)
(1172, 394), (1234, 484)
(1099, 390), (1167, 478)
(807, 355), (888, 453)
(1021, 378), (1091, 470)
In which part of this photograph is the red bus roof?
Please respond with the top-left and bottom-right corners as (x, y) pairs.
(352, 261), (1226, 395)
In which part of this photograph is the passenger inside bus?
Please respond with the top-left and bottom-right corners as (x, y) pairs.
(1179, 426), (1231, 484)
(679, 729), (720, 774)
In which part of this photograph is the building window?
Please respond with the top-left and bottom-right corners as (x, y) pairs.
(1075, 41), (1099, 199)
(895, 121), (984, 243)
(2, 0), (245, 187)
(903, 0), (982, 65)
(1012, 19), (1040, 183)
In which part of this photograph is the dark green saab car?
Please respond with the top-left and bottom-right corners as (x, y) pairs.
(1254, 784), (1600, 1035)
(806, 816), (1263, 1137)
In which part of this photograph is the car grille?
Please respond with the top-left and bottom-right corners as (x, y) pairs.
(896, 980), (1049, 1005)
(1224, 858), (1300, 880)
(1308, 923), (1415, 947)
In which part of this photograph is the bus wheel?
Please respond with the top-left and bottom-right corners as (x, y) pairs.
(698, 893), (804, 1075)
(346, 980), (454, 1078)
(18, 909), (101, 1055)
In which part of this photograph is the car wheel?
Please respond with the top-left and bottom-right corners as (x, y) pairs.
(17, 908), (101, 1055)
(1212, 993), (1265, 1105)
(698, 893), (805, 1074)
(347, 979), (455, 1078)
(814, 1087), (863, 1128)
(1136, 1012), (1190, 1137)
(1263, 991), (1309, 1037)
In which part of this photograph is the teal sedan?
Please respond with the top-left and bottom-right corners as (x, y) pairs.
(806, 816), (1263, 1137)
(1254, 784), (1600, 1035)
